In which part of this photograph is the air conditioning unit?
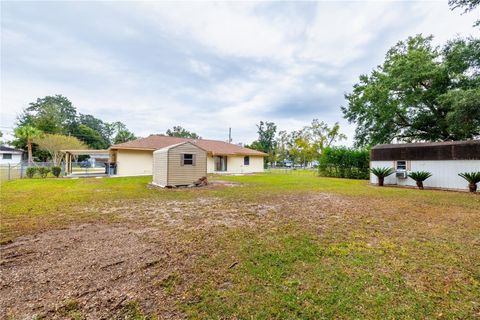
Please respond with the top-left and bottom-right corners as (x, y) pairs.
(396, 171), (408, 179)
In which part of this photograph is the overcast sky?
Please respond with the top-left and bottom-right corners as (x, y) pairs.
(1, 1), (478, 145)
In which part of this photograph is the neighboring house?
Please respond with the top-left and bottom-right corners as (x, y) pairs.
(370, 140), (480, 191)
(0, 146), (23, 165)
(109, 135), (266, 176)
(152, 142), (207, 187)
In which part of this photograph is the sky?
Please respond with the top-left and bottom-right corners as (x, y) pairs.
(1, 1), (478, 145)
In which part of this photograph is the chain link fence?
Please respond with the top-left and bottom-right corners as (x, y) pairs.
(0, 161), (114, 181)
(265, 166), (318, 175)
(0, 162), (65, 181)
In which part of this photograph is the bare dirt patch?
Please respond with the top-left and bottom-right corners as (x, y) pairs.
(0, 192), (353, 318)
(84, 197), (280, 230)
(0, 223), (192, 319)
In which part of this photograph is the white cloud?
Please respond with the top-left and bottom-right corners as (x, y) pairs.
(189, 59), (212, 78)
(1, 1), (478, 145)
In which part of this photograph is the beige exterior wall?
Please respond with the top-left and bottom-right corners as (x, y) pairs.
(207, 156), (215, 173)
(207, 155), (264, 174)
(116, 149), (153, 176)
(152, 149), (168, 186)
(166, 144), (207, 186)
(116, 149), (264, 177)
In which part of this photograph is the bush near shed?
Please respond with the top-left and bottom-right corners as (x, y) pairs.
(318, 147), (370, 179)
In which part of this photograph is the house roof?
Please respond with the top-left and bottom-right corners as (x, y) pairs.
(110, 135), (267, 156)
(0, 145), (24, 154)
(371, 140), (480, 161)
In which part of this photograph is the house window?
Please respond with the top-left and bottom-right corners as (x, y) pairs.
(182, 154), (194, 165)
(244, 156), (250, 166)
(2, 154), (12, 160)
(396, 160), (407, 171)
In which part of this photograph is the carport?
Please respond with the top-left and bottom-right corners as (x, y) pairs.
(63, 149), (113, 176)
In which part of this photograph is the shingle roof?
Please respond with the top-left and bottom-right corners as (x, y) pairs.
(0, 145), (24, 153)
(372, 140), (480, 149)
(371, 139), (480, 161)
(110, 135), (267, 156)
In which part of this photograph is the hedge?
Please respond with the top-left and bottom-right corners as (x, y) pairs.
(318, 147), (370, 180)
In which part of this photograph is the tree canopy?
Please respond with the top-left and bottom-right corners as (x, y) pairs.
(246, 121), (277, 165)
(13, 95), (136, 155)
(165, 126), (201, 139)
(449, 0), (480, 26)
(14, 125), (42, 163)
(342, 35), (480, 147)
(18, 95), (77, 134)
(274, 120), (346, 166)
(34, 134), (87, 166)
(247, 120), (346, 167)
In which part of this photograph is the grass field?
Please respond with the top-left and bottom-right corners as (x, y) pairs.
(1, 172), (479, 318)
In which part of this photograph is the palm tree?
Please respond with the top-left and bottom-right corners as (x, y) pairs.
(408, 171), (432, 190)
(458, 172), (480, 192)
(14, 126), (42, 164)
(370, 167), (395, 186)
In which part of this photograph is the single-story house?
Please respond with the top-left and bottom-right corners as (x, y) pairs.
(0, 146), (23, 165)
(109, 135), (267, 176)
(152, 142), (207, 187)
(370, 140), (480, 191)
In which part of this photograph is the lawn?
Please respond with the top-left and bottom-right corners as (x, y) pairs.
(1, 172), (479, 319)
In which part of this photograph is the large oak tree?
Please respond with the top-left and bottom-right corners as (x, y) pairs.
(342, 35), (480, 147)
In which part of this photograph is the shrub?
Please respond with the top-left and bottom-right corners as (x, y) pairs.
(26, 167), (37, 178)
(408, 171), (432, 190)
(458, 172), (480, 192)
(37, 166), (51, 178)
(370, 167), (395, 186)
(51, 166), (62, 178)
(318, 147), (370, 179)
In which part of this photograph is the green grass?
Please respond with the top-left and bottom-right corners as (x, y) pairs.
(1, 172), (480, 318)
(188, 226), (479, 319)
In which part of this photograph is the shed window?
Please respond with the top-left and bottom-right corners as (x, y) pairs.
(244, 156), (250, 166)
(182, 154), (195, 165)
(2, 154), (12, 160)
(396, 160), (406, 171)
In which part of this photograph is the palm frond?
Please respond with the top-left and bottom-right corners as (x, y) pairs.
(408, 171), (432, 182)
(370, 167), (395, 178)
(458, 172), (480, 184)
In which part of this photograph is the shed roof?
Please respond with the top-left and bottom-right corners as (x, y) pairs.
(111, 135), (267, 156)
(153, 141), (207, 153)
(371, 140), (480, 161)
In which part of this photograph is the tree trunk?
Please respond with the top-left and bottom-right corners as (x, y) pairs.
(469, 183), (477, 193)
(27, 140), (33, 164)
(416, 181), (424, 189)
(378, 177), (384, 186)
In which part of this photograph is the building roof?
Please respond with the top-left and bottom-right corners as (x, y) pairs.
(62, 149), (109, 155)
(371, 140), (480, 161)
(153, 141), (207, 153)
(110, 135), (267, 156)
(0, 145), (23, 154)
